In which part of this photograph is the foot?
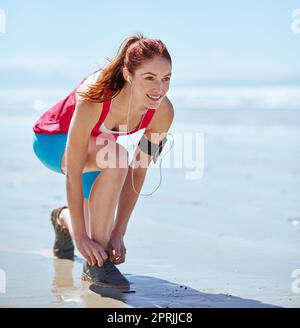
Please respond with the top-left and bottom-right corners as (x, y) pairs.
(50, 206), (75, 260)
(81, 259), (130, 289)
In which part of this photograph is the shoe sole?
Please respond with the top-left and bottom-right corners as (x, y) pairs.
(81, 273), (130, 289)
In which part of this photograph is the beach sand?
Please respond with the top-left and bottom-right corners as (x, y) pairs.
(0, 101), (300, 308)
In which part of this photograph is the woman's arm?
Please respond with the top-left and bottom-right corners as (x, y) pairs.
(65, 98), (102, 239)
(112, 98), (175, 236)
(65, 96), (110, 267)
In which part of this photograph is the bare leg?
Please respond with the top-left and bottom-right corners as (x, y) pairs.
(58, 199), (90, 239)
(57, 168), (127, 250)
(57, 137), (129, 251)
(88, 166), (128, 250)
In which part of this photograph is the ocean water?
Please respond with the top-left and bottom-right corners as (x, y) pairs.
(1, 87), (300, 235)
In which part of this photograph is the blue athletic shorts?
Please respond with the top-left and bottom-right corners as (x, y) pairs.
(32, 132), (101, 199)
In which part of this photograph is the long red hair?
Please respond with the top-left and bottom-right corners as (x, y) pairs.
(77, 33), (172, 103)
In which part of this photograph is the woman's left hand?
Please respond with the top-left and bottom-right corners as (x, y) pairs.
(107, 231), (126, 265)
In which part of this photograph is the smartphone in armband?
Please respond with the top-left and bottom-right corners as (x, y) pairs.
(138, 135), (168, 163)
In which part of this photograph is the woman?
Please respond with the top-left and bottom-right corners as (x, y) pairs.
(32, 34), (174, 289)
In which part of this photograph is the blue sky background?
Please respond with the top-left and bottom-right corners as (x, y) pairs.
(1, 0), (300, 88)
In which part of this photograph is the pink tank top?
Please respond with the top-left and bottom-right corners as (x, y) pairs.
(32, 73), (155, 139)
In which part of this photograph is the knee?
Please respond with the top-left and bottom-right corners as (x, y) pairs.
(95, 141), (129, 170)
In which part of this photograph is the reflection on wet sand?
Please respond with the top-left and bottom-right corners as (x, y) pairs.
(51, 257), (131, 308)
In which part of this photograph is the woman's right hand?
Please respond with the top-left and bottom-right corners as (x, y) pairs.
(74, 235), (108, 267)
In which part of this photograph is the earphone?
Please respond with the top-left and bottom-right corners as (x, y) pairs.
(125, 78), (174, 196)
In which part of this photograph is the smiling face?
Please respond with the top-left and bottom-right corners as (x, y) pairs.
(124, 56), (172, 109)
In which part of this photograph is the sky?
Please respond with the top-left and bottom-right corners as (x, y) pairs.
(1, 0), (300, 88)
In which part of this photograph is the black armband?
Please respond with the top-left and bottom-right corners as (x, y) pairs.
(138, 135), (167, 163)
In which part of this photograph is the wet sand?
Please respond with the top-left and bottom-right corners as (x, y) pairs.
(0, 103), (300, 307)
(0, 250), (279, 308)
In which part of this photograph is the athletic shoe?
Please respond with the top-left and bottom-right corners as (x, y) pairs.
(81, 259), (130, 289)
